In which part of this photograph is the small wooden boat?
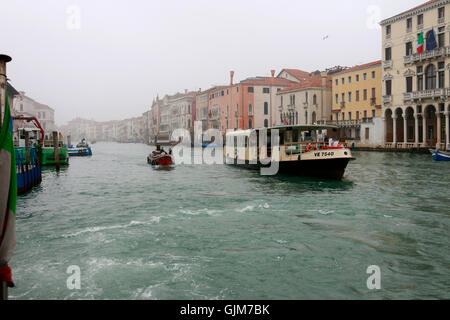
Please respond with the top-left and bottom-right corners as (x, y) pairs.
(147, 150), (173, 166)
(431, 149), (450, 161)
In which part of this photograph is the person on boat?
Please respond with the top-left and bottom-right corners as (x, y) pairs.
(328, 138), (334, 146)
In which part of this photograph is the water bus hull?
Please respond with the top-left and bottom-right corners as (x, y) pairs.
(226, 157), (351, 180)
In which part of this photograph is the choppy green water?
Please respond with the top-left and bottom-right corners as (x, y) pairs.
(10, 142), (450, 299)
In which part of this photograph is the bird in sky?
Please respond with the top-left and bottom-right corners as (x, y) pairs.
(322, 35), (329, 40)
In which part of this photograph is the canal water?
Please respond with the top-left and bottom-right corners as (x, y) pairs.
(10, 142), (450, 299)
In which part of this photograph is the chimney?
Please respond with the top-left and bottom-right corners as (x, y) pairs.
(230, 71), (234, 86)
(271, 70), (275, 78)
(321, 71), (328, 87)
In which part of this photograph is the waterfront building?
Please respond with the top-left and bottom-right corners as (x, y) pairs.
(195, 88), (215, 132)
(381, 0), (450, 150)
(276, 71), (333, 127)
(169, 90), (197, 139)
(148, 97), (162, 144)
(12, 91), (57, 135)
(331, 61), (383, 146)
(204, 71), (296, 136)
(277, 69), (312, 83)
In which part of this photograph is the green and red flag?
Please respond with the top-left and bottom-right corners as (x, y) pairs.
(0, 91), (17, 288)
(417, 32), (424, 54)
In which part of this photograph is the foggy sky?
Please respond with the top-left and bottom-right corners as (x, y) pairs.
(2, 0), (425, 125)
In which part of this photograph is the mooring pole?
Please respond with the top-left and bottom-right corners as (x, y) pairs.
(53, 131), (60, 170)
(0, 54), (12, 300)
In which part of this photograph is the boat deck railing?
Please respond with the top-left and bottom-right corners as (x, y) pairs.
(283, 141), (346, 155)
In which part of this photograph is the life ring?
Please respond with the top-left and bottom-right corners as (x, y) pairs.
(305, 144), (318, 153)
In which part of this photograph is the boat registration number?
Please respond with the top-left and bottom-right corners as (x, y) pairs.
(314, 152), (335, 157)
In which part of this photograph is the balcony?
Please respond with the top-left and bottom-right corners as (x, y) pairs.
(248, 111), (254, 116)
(438, 17), (445, 24)
(404, 46), (449, 64)
(340, 102), (346, 108)
(383, 95), (392, 104)
(383, 60), (392, 69)
(370, 98), (377, 106)
(287, 104), (295, 111)
(403, 88), (448, 101)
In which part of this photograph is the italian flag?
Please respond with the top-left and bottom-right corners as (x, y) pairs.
(417, 32), (424, 54)
(0, 92), (17, 289)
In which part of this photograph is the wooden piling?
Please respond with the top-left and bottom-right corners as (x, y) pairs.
(24, 130), (31, 163)
(0, 282), (7, 300)
(67, 135), (71, 147)
(53, 131), (60, 170)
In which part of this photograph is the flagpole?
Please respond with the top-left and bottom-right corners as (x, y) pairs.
(0, 53), (12, 301)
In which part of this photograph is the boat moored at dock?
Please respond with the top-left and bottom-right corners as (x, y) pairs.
(225, 125), (354, 180)
(68, 139), (92, 157)
(430, 149), (450, 161)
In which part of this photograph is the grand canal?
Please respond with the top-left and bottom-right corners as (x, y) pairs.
(10, 142), (450, 299)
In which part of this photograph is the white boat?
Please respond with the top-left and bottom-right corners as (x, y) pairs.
(224, 125), (354, 180)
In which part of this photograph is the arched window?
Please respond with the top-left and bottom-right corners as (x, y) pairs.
(264, 102), (269, 115)
(296, 112), (298, 124)
(312, 112), (316, 124)
(313, 94), (317, 105)
(426, 64), (437, 89)
(248, 104), (252, 115)
(305, 111), (308, 124)
(264, 119), (269, 127)
(248, 119), (253, 129)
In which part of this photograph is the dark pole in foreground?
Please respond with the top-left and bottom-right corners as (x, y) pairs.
(53, 131), (60, 170)
(0, 54), (12, 300)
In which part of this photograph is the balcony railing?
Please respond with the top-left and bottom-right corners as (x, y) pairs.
(383, 60), (392, 69)
(340, 102), (346, 108)
(404, 46), (449, 64)
(438, 17), (445, 24)
(370, 98), (377, 106)
(248, 111), (254, 116)
(403, 88), (448, 101)
(383, 95), (392, 104)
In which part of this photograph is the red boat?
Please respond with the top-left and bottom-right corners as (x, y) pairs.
(147, 151), (173, 166)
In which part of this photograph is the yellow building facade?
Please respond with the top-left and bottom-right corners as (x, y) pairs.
(330, 61), (382, 145)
